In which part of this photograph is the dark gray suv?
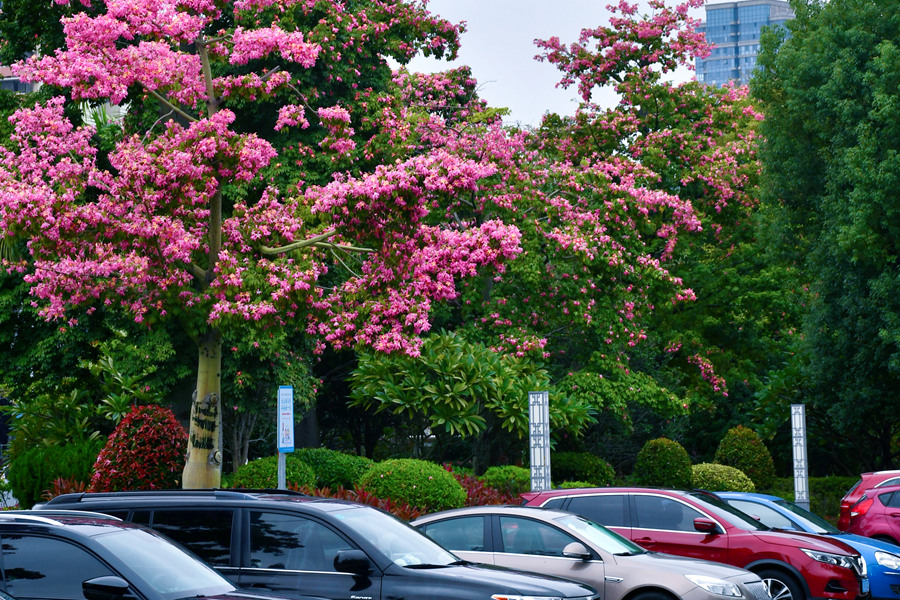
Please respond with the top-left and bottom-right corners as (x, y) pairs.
(41, 490), (599, 600)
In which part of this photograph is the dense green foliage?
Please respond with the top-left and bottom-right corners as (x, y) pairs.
(7, 440), (103, 509)
(359, 458), (466, 512)
(714, 426), (776, 489)
(753, 0), (900, 470)
(633, 438), (692, 488)
(232, 455), (316, 489)
(692, 463), (756, 492)
(482, 465), (533, 497)
(90, 406), (188, 492)
(552, 452), (615, 486)
(293, 447), (373, 489)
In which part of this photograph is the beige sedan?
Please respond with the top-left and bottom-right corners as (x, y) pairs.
(413, 505), (771, 600)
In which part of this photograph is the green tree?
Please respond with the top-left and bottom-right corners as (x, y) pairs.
(753, 0), (900, 470)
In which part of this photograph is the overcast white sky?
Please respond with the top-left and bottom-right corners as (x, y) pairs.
(407, 0), (703, 128)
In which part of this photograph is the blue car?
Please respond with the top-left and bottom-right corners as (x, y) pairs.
(718, 491), (900, 600)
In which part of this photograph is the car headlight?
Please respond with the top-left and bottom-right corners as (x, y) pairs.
(684, 575), (743, 597)
(801, 549), (856, 570)
(876, 551), (900, 570)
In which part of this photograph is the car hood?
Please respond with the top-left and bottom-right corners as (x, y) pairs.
(384, 561), (598, 597)
(205, 591), (330, 600)
(625, 551), (759, 581)
(749, 529), (858, 555)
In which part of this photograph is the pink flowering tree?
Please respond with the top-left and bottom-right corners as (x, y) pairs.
(531, 0), (800, 440)
(0, 0), (522, 487)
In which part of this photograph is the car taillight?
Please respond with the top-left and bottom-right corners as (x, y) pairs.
(850, 496), (873, 518)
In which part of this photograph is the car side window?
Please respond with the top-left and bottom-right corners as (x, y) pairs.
(567, 494), (628, 527)
(882, 492), (900, 508)
(541, 498), (567, 510)
(249, 511), (354, 572)
(419, 516), (486, 552)
(149, 509), (234, 566)
(727, 500), (794, 529)
(1, 534), (120, 600)
(879, 478), (900, 489)
(634, 495), (703, 532)
(499, 517), (578, 557)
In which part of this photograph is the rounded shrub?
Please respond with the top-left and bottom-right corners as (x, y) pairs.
(632, 437), (692, 488)
(482, 465), (532, 497)
(359, 458), (466, 512)
(714, 425), (776, 490)
(559, 480), (594, 489)
(692, 463), (755, 492)
(90, 405), (188, 492)
(8, 439), (103, 508)
(293, 447), (373, 489)
(552, 452), (615, 486)
(232, 455), (316, 489)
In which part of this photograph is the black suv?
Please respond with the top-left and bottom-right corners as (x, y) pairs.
(0, 510), (326, 600)
(42, 490), (599, 600)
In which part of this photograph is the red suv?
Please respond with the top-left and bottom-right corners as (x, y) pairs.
(522, 487), (868, 600)
(845, 483), (900, 545)
(839, 471), (900, 531)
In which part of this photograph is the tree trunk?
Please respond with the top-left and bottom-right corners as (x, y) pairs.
(182, 330), (223, 488)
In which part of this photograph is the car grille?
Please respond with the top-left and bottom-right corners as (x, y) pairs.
(746, 581), (772, 600)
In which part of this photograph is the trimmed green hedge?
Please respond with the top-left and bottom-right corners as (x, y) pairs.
(715, 426), (775, 490)
(482, 465), (532, 496)
(692, 463), (755, 492)
(233, 455), (315, 489)
(8, 439), (103, 508)
(359, 458), (466, 512)
(633, 438), (692, 488)
(552, 452), (615, 486)
(293, 448), (373, 489)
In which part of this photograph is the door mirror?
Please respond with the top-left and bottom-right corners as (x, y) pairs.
(334, 549), (372, 574)
(82, 575), (132, 600)
(693, 518), (722, 534)
(562, 542), (591, 561)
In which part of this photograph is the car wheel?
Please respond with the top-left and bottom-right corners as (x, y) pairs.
(634, 591), (676, 600)
(758, 569), (805, 600)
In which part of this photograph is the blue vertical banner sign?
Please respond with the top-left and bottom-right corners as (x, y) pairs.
(277, 386), (294, 490)
(791, 404), (809, 510)
(529, 391), (551, 491)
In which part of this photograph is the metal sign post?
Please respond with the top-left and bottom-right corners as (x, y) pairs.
(529, 391), (551, 491)
(277, 386), (294, 490)
(791, 404), (809, 510)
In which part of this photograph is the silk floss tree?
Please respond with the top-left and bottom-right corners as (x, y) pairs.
(0, 0), (522, 487)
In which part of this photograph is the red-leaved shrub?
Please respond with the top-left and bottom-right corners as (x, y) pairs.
(90, 405), (188, 491)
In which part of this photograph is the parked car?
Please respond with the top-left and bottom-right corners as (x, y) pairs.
(412, 504), (771, 600)
(718, 491), (900, 600)
(0, 509), (328, 600)
(839, 472), (900, 531)
(522, 487), (868, 600)
(40, 490), (600, 600)
(844, 484), (900, 546)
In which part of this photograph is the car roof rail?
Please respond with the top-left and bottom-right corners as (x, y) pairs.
(6, 509), (124, 521)
(43, 488), (311, 505)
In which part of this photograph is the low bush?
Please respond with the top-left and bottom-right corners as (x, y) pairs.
(559, 480), (594, 489)
(90, 405), (188, 492)
(632, 438), (692, 488)
(445, 465), (517, 506)
(714, 426), (776, 490)
(552, 452), (615, 486)
(692, 463), (755, 492)
(482, 465), (532, 497)
(293, 448), (373, 489)
(358, 458), (466, 512)
(8, 439), (103, 508)
(233, 455), (316, 489)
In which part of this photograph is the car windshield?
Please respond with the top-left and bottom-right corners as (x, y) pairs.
(555, 514), (646, 555)
(688, 492), (769, 531)
(335, 506), (459, 567)
(93, 526), (234, 599)
(772, 499), (839, 534)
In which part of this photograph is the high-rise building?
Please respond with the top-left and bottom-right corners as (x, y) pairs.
(695, 0), (794, 87)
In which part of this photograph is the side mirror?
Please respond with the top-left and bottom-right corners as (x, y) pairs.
(562, 542), (592, 561)
(334, 549), (372, 575)
(82, 576), (131, 600)
(693, 518), (722, 534)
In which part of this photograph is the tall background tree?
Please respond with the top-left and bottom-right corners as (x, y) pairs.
(753, 0), (900, 470)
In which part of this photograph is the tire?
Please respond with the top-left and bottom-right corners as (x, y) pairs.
(757, 569), (805, 600)
(634, 591), (676, 600)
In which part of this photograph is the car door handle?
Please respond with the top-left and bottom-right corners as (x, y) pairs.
(635, 537), (657, 546)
